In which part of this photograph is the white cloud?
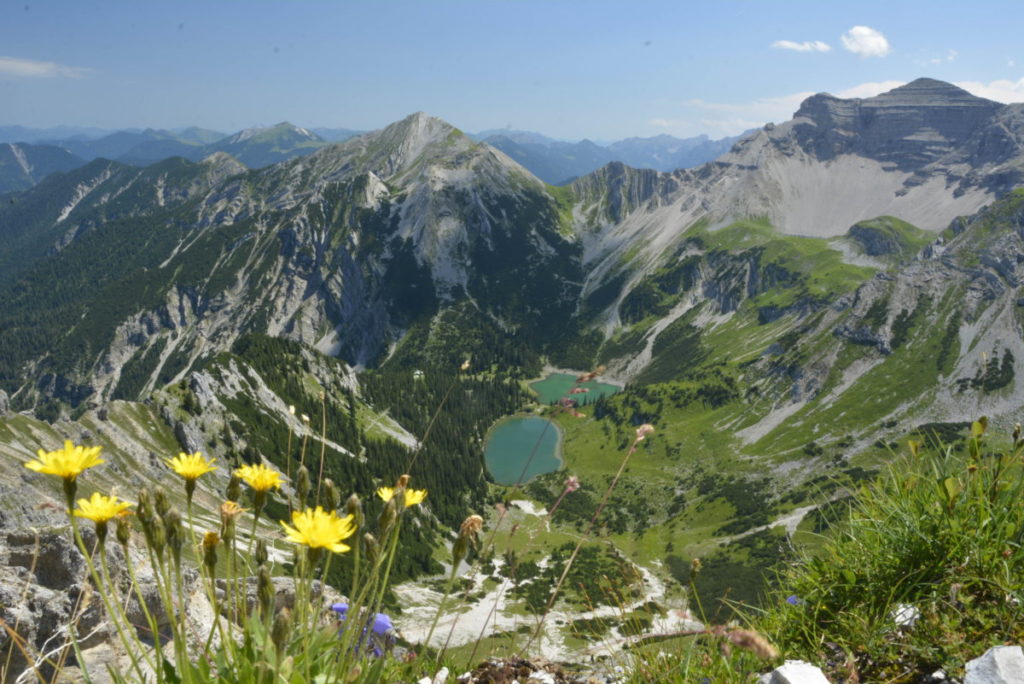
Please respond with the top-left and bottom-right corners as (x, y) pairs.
(834, 80), (905, 99)
(840, 26), (891, 58)
(0, 55), (91, 79)
(771, 40), (831, 53)
(927, 49), (958, 65)
(651, 80), (907, 136)
(954, 78), (1024, 103)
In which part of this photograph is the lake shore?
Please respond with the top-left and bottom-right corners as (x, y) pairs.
(483, 415), (564, 486)
(532, 363), (627, 391)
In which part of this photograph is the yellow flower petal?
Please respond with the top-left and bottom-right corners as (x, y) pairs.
(377, 486), (427, 508)
(165, 451), (217, 481)
(73, 492), (132, 523)
(234, 463), (284, 492)
(280, 506), (356, 553)
(24, 441), (104, 481)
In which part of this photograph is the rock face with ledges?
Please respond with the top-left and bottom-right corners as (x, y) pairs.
(792, 78), (1004, 168)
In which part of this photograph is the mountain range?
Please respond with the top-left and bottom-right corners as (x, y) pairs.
(3, 78), (1024, 411)
(0, 122), (745, 194)
(4, 78), (1024, 658)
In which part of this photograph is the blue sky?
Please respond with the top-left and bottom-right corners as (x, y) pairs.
(1, 0), (1022, 141)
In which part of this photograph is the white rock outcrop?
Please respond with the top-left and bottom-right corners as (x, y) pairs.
(759, 659), (831, 684)
(964, 645), (1024, 684)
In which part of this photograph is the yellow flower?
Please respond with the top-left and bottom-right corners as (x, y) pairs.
(165, 451), (217, 481)
(280, 506), (356, 553)
(24, 441), (104, 481)
(234, 463), (284, 492)
(377, 486), (428, 508)
(73, 492), (132, 523)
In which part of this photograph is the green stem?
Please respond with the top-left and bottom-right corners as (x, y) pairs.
(98, 547), (154, 680)
(424, 560), (459, 655)
(67, 513), (148, 684)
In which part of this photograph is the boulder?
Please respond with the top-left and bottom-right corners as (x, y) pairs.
(964, 645), (1024, 684)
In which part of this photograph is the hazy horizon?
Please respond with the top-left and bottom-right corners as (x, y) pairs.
(1, 1), (1022, 140)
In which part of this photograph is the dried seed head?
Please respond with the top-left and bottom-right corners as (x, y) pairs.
(459, 514), (484, 539)
(219, 500), (244, 541)
(288, 405), (296, 416)
(691, 557), (702, 575)
(727, 629), (778, 660)
(460, 359), (470, 372)
(635, 424), (655, 441)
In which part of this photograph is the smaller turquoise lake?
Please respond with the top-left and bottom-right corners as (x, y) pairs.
(529, 372), (622, 405)
(484, 417), (562, 486)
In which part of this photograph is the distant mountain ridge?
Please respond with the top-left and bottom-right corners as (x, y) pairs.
(0, 143), (84, 194)
(476, 129), (748, 183)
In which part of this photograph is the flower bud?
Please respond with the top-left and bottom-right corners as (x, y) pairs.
(116, 515), (132, 547)
(255, 540), (268, 567)
(154, 489), (171, 518)
(323, 479), (340, 511)
(258, 564), (274, 616)
(163, 510), (184, 566)
(226, 474), (242, 502)
(203, 531), (219, 571)
(296, 466), (310, 504)
(453, 535), (470, 567)
(136, 489), (154, 524)
(94, 520), (109, 547)
(363, 533), (379, 564)
(272, 607), (292, 652)
(149, 516), (166, 555)
(378, 495), (399, 531)
(345, 493), (363, 528)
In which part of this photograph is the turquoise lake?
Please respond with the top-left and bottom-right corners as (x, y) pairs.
(529, 372), (622, 405)
(483, 416), (562, 486)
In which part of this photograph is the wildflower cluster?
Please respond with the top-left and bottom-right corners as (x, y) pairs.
(16, 435), (480, 684)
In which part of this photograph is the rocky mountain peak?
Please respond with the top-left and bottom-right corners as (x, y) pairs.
(790, 78), (1005, 168)
(874, 78), (996, 106)
(198, 150), (248, 177)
